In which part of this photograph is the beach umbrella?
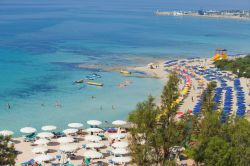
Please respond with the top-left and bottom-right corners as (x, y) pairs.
(109, 133), (126, 139)
(32, 147), (48, 154)
(68, 123), (83, 128)
(20, 127), (36, 134)
(41, 125), (57, 131)
(112, 148), (129, 155)
(176, 111), (184, 118)
(83, 150), (103, 159)
(59, 143), (79, 153)
(85, 135), (102, 142)
(112, 157), (132, 163)
(112, 120), (127, 126)
(87, 120), (102, 126)
(34, 154), (54, 162)
(86, 142), (105, 148)
(63, 128), (78, 135)
(37, 132), (54, 139)
(34, 139), (50, 145)
(57, 137), (74, 144)
(86, 128), (103, 133)
(112, 141), (128, 148)
(0, 130), (14, 137)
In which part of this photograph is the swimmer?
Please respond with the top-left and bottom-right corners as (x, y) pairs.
(91, 96), (96, 99)
(55, 101), (62, 108)
(6, 103), (11, 109)
(112, 105), (115, 110)
(100, 106), (103, 110)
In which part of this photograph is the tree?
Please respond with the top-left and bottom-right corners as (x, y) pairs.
(186, 82), (250, 166)
(203, 136), (230, 166)
(128, 72), (186, 165)
(0, 136), (17, 165)
(214, 55), (250, 78)
(128, 96), (160, 165)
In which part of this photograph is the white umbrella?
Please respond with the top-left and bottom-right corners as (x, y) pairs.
(41, 125), (57, 131)
(0, 130), (14, 137)
(109, 133), (126, 139)
(87, 120), (102, 126)
(37, 132), (54, 138)
(86, 128), (103, 133)
(34, 154), (54, 162)
(59, 144), (79, 152)
(85, 135), (102, 142)
(32, 147), (48, 154)
(20, 127), (36, 134)
(112, 120), (127, 126)
(86, 142), (104, 148)
(63, 128), (78, 135)
(112, 141), (128, 148)
(83, 150), (103, 159)
(112, 156), (131, 163)
(34, 139), (50, 145)
(57, 137), (74, 144)
(112, 148), (129, 155)
(68, 123), (83, 128)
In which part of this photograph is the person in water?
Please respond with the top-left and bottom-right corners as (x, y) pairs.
(7, 103), (11, 109)
(55, 101), (62, 108)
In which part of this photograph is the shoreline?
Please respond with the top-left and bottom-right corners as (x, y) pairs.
(155, 11), (250, 21)
(3, 57), (250, 165)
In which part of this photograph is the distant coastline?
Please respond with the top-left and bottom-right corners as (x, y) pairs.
(155, 10), (250, 20)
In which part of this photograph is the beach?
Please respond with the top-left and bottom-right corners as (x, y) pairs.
(10, 57), (249, 165)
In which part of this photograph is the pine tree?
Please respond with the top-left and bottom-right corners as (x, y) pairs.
(0, 136), (17, 165)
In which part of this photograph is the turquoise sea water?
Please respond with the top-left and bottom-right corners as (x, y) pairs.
(0, 0), (250, 135)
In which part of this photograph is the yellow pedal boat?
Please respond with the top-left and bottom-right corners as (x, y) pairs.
(87, 81), (104, 86)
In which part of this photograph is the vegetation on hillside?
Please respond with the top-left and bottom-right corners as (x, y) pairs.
(214, 55), (250, 78)
(0, 136), (17, 165)
(128, 73), (250, 166)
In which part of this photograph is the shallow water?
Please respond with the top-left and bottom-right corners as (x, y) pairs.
(0, 0), (250, 135)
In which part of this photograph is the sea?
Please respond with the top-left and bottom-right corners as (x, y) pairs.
(0, 0), (250, 136)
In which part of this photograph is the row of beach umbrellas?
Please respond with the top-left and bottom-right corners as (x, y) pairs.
(0, 120), (127, 136)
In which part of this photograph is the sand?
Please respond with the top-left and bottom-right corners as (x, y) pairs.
(14, 130), (131, 166)
(13, 57), (250, 166)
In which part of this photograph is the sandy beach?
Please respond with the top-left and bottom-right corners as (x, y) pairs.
(6, 57), (250, 166)
(14, 129), (132, 166)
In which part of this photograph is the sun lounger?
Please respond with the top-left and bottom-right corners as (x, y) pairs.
(53, 132), (65, 138)
(108, 159), (114, 164)
(21, 159), (34, 166)
(51, 164), (60, 166)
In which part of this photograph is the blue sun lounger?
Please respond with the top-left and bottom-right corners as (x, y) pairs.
(21, 159), (34, 166)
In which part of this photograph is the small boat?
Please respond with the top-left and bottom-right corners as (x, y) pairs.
(87, 81), (104, 86)
(86, 76), (95, 80)
(74, 79), (84, 84)
(120, 70), (131, 75)
(92, 73), (101, 78)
